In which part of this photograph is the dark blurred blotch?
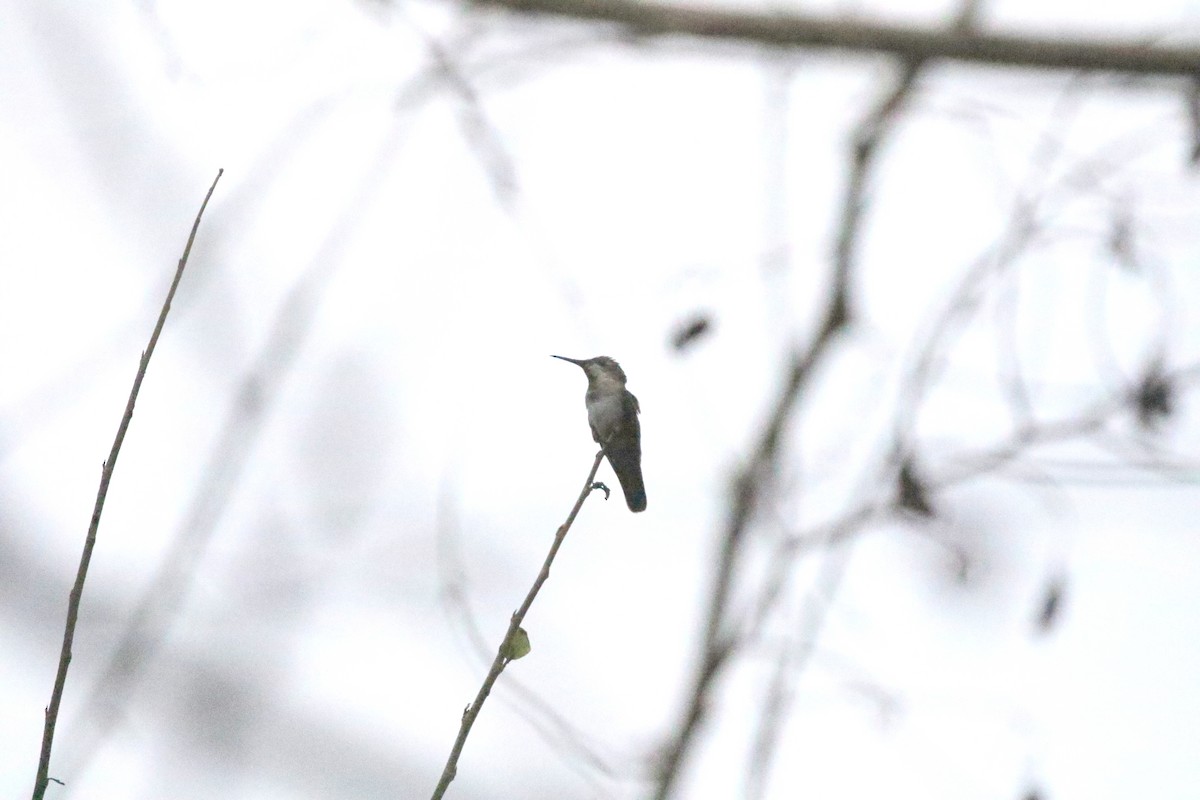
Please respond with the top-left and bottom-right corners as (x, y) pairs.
(1135, 363), (1174, 429)
(1035, 576), (1066, 634)
(1107, 209), (1137, 272)
(897, 458), (934, 518)
(670, 313), (712, 352)
(1188, 77), (1200, 166)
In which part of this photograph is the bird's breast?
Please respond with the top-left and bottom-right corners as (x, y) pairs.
(586, 392), (627, 439)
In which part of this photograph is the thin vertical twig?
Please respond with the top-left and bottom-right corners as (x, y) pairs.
(30, 169), (223, 800)
(430, 450), (606, 800)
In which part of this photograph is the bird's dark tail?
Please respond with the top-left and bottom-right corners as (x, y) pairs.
(605, 436), (646, 512)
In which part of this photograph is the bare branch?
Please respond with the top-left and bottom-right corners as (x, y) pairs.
(61, 118), (427, 781)
(652, 1), (986, 790)
(431, 451), (606, 800)
(474, 0), (1200, 77)
(31, 169), (223, 800)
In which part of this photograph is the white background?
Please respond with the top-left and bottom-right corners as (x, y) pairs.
(3, 1), (1200, 798)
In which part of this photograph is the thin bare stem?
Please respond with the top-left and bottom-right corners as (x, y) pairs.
(66, 126), (414, 777)
(30, 169), (223, 800)
(430, 450), (606, 800)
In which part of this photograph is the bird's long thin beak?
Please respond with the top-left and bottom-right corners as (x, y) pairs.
(551, 355), (584, 365)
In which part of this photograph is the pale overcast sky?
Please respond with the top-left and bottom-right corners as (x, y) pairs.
(4, 1), (1200, 799)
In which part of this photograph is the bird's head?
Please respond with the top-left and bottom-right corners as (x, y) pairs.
(552, 355), (628, 387)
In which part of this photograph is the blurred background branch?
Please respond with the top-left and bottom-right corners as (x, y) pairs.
(6, 1), (1200, 799)
(473, 0), (1200, 75)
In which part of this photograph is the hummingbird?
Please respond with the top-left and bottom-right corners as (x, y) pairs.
(553, 355), (647, 512)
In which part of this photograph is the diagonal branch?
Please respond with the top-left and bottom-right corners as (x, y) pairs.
(31, 169), (223, 800)
(64, 123), (415, 780)
(431, 450), (606, 800)
(651, 0), (966, 785)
